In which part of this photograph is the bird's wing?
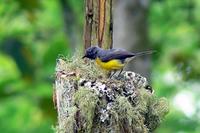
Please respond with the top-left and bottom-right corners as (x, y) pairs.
(98, 49), (135, 62)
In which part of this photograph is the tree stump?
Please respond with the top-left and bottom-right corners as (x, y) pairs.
(54, 56), (169, 133)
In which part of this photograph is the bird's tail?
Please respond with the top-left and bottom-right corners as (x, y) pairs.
(134, 50), (156, 57)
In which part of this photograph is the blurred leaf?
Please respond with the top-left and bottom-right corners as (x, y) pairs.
(0, 96), (53, 133)
(0, 54), (20, 84)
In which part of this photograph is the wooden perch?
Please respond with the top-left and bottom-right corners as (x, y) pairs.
(54, 57), (169, 133)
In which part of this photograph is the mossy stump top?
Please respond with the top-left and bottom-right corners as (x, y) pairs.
(54, 56), (169, 133)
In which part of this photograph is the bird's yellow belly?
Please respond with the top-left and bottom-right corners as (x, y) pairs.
(95, 58), (124, 71)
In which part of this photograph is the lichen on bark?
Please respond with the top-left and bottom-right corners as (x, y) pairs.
(54, 56), (169, 133)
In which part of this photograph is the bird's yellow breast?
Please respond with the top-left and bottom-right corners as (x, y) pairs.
(95, 58), (124, 71)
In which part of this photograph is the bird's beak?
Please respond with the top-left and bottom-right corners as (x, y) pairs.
(82, 55), (86, 59)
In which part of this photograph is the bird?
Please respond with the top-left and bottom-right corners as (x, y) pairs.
(82, 46), (155, 78)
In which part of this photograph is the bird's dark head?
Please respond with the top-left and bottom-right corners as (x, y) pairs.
(82, 46), (100, 60)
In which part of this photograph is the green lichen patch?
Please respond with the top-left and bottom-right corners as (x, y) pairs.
(136, 88), (169, 132)
(73, 88), (99, 133)
(112, 96), (148, 133)
(145, 97), (169, 131)
(56, 55), (105, 79)
(55, 106), (77, 133)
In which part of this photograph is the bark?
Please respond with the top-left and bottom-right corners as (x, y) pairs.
(84, 0), (113, 50)
(84, 0), (94, 49)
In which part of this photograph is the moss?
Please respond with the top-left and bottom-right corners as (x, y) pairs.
(136, 88), (153, 114)
(113, 88), (169, 132)
(57, 54), (105, 79)
(56, 106), (77, 133)
(73, 88), (99, 133)
(146, 97), (169, 131)
(55, 56), (169, 133)
(153, 98), (169, 118)
(112, 96), (148, 133)
(136, 89), (169, 131)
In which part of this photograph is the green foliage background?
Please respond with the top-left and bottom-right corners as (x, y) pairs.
(150, 0), (200, 132)
(0, 0), (84, 132)
(0, 0), (199, 132)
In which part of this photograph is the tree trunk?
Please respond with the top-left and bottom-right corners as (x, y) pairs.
(84, 0), (113, 50)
